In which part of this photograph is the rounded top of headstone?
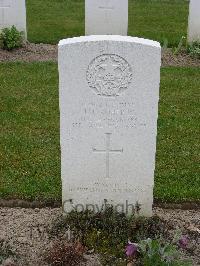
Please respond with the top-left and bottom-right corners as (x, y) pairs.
(58, 35), (161, 49)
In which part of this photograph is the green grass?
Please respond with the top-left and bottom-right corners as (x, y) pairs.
(129, 0), (188, 47)
(0, 63), (199, 202)
(0, 62), (60, 200)
(26, 0), (189, 46)
(155, 67), (200, 202)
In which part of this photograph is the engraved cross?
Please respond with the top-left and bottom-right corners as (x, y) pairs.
(93, 133), (123, 179)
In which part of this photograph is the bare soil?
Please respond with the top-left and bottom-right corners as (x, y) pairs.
(0, 43), (57, 63)
(162, 49), (200, 67)
(0, 207), (199, 266)
(0, 43), (199, 67)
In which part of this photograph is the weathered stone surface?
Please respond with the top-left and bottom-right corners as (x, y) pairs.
(59, 36), (161, 216)
(85, 0), (128, 35)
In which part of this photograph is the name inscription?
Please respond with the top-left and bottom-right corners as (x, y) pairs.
(72, 101), (146, 129)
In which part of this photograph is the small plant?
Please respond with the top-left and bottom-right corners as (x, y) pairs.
(49, 209), (194, 266)
(161, 38), (168, 49)
(173, 36), (186, 55)
(0, 25), (23, 50)
(187, 41), (200, 59)
(0, 239), (16, 264)
(49, 208), (169, 265)
(126, 237), (191, 266)
(44, 240), (85, 266)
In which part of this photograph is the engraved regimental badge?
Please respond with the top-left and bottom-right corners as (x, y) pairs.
(87, 54), (133, 97)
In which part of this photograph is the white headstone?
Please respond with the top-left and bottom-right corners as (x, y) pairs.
(188, 0), (200, 43)
(59, 36), (161, 217)
(0, 0), (26, 38)
(85, 0), (128, 35)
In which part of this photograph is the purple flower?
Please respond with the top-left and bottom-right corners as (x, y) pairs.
(178, 236), (189, 249)
(125, 242), (137, 257)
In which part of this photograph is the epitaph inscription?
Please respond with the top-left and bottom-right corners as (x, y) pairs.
(87, 54), (133, 97)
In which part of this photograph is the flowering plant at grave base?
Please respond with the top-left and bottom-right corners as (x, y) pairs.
(48, 209), (192, 266)
(125, 236), (191, 266)
(171, 230), (190, 250)
(125, 241), (138, 265)
(187, 41), (200, 59)
(125, 241), (137, 257)
(178, 236), (189, 249)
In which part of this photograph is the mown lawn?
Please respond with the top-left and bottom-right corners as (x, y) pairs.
(26, 0), (189, 47)
(0, 63), (199, 202)
(0, 63), (60, 200)
(155, 67), (200, 202)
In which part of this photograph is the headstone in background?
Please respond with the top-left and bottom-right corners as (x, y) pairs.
(59, 36), (161, 216)
(188, 0), (200, 43)
(0, 0), (27, 38)
(85, 0), (128, 35)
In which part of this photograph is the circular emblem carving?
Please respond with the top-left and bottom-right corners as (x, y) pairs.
(86, 54), (133, 97)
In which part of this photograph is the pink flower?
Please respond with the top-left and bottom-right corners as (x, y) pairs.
(179, 236), (189, 249)
(125, 242), (137, 257)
